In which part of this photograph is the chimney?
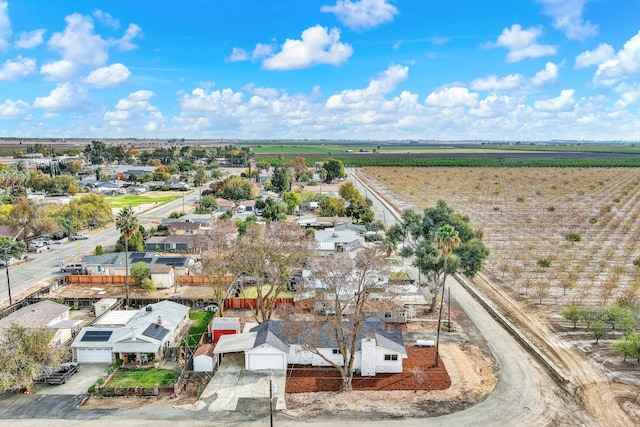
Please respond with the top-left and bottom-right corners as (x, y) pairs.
(157, 316), (162, 325)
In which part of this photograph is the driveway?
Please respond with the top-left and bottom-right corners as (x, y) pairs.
(34, 364), (109, 396)
(198, 353), (286, 412)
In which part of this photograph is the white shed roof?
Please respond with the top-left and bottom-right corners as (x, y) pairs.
(213, 332), (257, 354)
(94, 310), (138, 326)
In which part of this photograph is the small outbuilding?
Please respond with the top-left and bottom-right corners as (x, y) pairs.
(212, 317), (241, 342)
(193, 343), (216, 372)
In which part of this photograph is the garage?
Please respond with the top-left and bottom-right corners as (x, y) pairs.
(246, 344), (287, 371)
(76, 348), (112, 364)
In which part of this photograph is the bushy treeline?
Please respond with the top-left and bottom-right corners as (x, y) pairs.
(562, 304), (640, 361)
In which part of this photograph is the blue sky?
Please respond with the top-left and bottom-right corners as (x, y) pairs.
(0, 0), (639, 141)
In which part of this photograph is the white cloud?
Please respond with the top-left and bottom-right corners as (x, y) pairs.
(321, 0), (398, 31)
(252, 43), (274, 60)
(15, 29), (45, 49)
(575, 43), (614, 69)
(84, 63), (131, 87)
(0, 1), (10, 51)
(531, 62), (559, 86)
(534, 89), (576, 112)
(113, 23), (141, 51)
(0, 99), (29, 118)
(226, 47), (248, 62)
(33, 82), (92, 113)
(93, 10), (119, 29)
(614, 83), (640, 109)
(0, 56), (36, 81)
(261, 25), (353, 70)
(40, 59), (77, 80)
(179, 86), (244, 113)
(537, 0), (597, 40)
(489, 24), (557, 62)
(470, 73), (524, 91)
(104, 90), (164, 132)
(42, 13), (108, 80)
(326, 64), (408, 109)
(426, 86), (478, 108)
(592, 31), (640, 87)
(469, 94), (521, 118)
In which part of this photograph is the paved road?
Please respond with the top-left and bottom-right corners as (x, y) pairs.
(0, 190), (200, 307)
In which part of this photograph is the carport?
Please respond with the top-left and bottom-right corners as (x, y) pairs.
(212, 332), (257, 367)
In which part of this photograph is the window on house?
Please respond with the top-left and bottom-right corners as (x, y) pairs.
(384, 354), (398, 361)
(384, 312), (392, 318)
(332, 349), (340, 354)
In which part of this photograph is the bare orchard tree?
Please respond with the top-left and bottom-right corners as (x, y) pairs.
(199, 220), (237, 317)
(294, 246), (389, 391)
(228, 222), (311, 323)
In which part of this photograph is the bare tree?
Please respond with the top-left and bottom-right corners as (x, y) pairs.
(199, 221), (236, 317)
(294, 246), (390, 391)
(229, 222), (310, 323)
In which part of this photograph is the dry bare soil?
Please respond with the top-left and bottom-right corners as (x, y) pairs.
(361, 166), (640, 426)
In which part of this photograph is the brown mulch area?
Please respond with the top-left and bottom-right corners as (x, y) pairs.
(286, 346), (451, 392)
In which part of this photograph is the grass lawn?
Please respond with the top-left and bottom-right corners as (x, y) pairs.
(185, 310), (214, 347)
(108, 368), (179, 387)
(390, 271), (410, 280)
(385, 258), (401, 266)
(104, 193), (182, 208)
(239, 285), (294, 299)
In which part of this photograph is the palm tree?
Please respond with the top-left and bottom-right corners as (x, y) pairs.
(433, 224), (460, 367)
(115, 206), (139, 308)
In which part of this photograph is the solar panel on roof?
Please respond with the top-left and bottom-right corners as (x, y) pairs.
(81, 330), (113, 342)
(142, 323), (169, 340)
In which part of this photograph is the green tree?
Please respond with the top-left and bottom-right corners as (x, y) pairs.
(0, 325), (68, 393)
(214, 176), (257, 201)
(561, 305), (582, 328)
(197, 195), (218, 214)
(130, 262), (150, 286)
(115, 206), (139, 307)
(433, 225), (461, 367)
(84, 140), (107, 165)
(270, 166), (291, 193)
(614, 333), (640, 362)
(322, 159), (346, 183)
(282, 191), (301, 214)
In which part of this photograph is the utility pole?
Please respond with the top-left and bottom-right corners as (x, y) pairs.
(4, 251), (12, 306)
(269, 377), (274, 427)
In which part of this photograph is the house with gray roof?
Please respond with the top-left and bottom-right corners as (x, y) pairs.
(81, 252), (195, 285)
(214, 318), (407, 375)
(314, 228), (364, 254)
(0, 300), (81, 346)
(71, 300), (190, 364)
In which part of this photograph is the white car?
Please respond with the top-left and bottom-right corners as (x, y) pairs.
(69, 234), (88, 241)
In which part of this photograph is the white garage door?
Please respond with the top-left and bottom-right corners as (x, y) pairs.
(77, 348), (112, 364)
(248, 354), (285, 371)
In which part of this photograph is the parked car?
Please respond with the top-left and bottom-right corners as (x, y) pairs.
(204, 304), (219, 313)
(28, 241), (49, 252)
(60, 263), (84, 273)
(69, 234), (88, 241)
(42, 362), (79, 385)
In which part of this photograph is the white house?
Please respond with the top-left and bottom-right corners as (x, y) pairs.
(71, 300), (190, 364)
(214, 318), (407, 376)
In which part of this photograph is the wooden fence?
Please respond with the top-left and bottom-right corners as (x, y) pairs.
(224, 297), (294, 309)
(66, 275), (132, 285)
(177, 275), (234, 286)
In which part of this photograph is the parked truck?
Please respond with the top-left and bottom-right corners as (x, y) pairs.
(42, 362), (79, 385)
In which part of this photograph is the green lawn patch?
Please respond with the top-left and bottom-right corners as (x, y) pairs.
(108, 368), (179, 387)
(185, 310), (214, 347)
(104, 194), (182, 208)
(238, 285), (294, 299)
(390, 271), (410, 280)
(385, 258), (401, 266)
